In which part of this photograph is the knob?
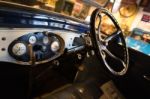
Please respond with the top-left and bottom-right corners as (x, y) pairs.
(51, 41), (60, 52)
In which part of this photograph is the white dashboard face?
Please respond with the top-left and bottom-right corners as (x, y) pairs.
(12, 43), (27, 56)
(0, 28), (82, 65)
(29, 35), (37, 44)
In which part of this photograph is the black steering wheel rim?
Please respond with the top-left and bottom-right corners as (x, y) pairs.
(90, 8), (129, 76)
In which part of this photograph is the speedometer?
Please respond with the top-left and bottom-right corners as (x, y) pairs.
(12, 43), (27, 56)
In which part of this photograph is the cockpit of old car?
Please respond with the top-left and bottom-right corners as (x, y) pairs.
(0, 0), (150, 99)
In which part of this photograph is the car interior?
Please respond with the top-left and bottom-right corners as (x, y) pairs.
(0, 0), (150, 99)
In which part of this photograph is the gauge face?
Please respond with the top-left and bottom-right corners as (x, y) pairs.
(119, 4), (137, 17)
(12, 43), (27, 56)
(51, 41), (60, 52)
(29, 36), (37, 44)
(43, 36), (49, 44)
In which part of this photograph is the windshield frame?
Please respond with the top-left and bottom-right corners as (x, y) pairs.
(0, 0), (90, 25)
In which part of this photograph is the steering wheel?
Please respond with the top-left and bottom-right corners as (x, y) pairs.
(90, 8), (129, 76)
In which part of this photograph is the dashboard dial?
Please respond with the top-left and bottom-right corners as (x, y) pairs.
(119, 4), (137, 17)
(51, 41), (60, 52)
(43, 36), (49, 44)
(29, 36), (37, 44)
(12, 43), (27, 56)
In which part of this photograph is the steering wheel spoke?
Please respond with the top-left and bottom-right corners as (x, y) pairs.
(105, 30), (122, 43)
(103, 48), (126, 68)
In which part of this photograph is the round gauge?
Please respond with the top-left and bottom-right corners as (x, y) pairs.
(29, 36), (37, 44)
(12, 43), (27, 56)
(119, 3), (137, 17)
(43, 36), (49, 44)
(51, 41), (60, 52)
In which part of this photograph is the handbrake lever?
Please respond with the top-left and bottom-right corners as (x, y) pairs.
(28, 44), (36, 65)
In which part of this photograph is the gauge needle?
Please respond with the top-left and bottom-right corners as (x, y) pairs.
(14, 47), (20, 54)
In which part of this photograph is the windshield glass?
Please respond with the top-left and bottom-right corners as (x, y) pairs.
(1, 0), (109, 21)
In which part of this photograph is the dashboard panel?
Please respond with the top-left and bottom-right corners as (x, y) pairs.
(0, 28), (85, 65)
(8, 31), (64, 64)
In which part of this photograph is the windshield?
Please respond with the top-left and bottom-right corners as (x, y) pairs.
(1, 0), (109, 21)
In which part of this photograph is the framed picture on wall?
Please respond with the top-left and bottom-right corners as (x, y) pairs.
(62, 1), (74, 15)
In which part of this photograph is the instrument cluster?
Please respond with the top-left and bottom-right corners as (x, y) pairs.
(8, 32), (65, 65)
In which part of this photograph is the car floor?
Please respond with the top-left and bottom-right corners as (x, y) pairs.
(73, 54), (150, 99)
(0, 54), (149, 99)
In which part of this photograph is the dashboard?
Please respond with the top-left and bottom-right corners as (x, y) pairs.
(0, 28), (85, 65)
(8, 30), (65, 65)
(0, 1), (88, 65)
(0, 1), (149, 66)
